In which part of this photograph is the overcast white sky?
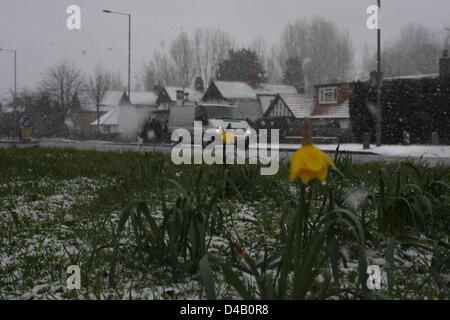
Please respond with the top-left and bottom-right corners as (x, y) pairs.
(0, 0), (449, 98)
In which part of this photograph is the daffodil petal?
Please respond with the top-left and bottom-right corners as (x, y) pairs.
(302, 145), (326, 172)
(300, 171), (312, 184)
(290, 143), (337, 184)
(290, 148), (304, 180)
(317, 165), (328, 181)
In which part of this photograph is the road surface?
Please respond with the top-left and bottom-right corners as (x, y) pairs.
(1, 139), (449, 166)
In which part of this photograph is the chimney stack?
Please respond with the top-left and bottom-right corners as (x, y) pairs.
(176, 90), (184, 104)
(439, 49), (450, 78)
(195, 76), (204, 91)
(247, 72), (258, 89)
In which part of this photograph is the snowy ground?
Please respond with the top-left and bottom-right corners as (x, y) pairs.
(262, 143), (450, 158)
(0, 147), (448, 299)
(39, 138), (450, 158)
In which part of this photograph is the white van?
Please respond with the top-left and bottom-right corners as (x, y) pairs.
(168, 103), (253, 147)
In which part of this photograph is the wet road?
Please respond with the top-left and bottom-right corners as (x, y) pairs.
(2, 139), (449, 166)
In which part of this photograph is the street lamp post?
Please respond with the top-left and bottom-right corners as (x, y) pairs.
(0, 48), (17, 140)
(376, 0), (382, 146)
(103, 9), (131, 101)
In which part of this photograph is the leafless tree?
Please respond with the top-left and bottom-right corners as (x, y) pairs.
(363, 23), (442, 77)
(250, 37), (284, 83)
(142, 28), (234, 89)
(87, 62), (111, 138)
(39, 60), (85, 130)
(170, 31), (195, 87)
(142, 50), (178, 90)
(279, 16), (354, 87)
(193, 28), (235, 84)
(250, 36), (267, 66)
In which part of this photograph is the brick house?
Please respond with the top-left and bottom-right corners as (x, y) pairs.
(264, 82), (351, 129)
(310, 83), (351, 129)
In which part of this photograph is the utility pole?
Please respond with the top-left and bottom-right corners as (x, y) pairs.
(0, 48), (17, 140)
(128, 14), (131, 100)
(376, 0), (382, 146)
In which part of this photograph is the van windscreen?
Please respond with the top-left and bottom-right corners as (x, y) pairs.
(196, 105), (244, 121)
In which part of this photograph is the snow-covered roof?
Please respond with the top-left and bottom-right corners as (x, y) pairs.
(213, 81), (257, 99)
(129, 91), (158, 106)
(258, 84), (298, 95)
(101, 91), (126, 106)
(267, 93), (315, 119)
(90, 106), (119, 126)
(163, 87), (177, 102)
(164, 86), (204, 102)
(184, 87), (204, 102)
(281, 93), (315, 119)
(311, 99), (350, 119)
(212, 81), (298, 100)
(97, 90), (157, 109)
(257, 93), (277, 114)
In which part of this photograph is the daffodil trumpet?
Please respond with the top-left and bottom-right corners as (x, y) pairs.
(290, 118), (337, 184)
(221, 131), (237, 144)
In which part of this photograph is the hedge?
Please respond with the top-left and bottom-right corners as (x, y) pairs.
(349, 77), (450, 144)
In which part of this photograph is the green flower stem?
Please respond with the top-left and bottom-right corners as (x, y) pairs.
(293, 183), (307, 274)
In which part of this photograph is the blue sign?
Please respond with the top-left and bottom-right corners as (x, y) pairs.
(21, 116), (32, 128)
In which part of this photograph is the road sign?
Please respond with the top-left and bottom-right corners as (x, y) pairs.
(20, 116), (32, 129)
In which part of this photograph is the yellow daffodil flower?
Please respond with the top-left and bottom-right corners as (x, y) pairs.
(290, 118), (336, 184)
(221, 131), (236, 144)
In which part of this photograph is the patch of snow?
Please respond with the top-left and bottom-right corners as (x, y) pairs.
(252, 143), (450, 158)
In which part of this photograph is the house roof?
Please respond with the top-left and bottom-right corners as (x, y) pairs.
(90, 106), (119, 126)
(101, 91), (127, 106)
(311, 99), (350, 119)
(265, 93), (315, 119)
(129, 91), (157, 106)
(281, 93), (315, 119)
(257, 93), (277, 114)
(211, 81), (298, 100)
(164, 86), (204, 102)
(211, 81), (257, 99)
(258, 83), (298, 95)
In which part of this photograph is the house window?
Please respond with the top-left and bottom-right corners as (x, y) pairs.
(319, 87), (338, 104)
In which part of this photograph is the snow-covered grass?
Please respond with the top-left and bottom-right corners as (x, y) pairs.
(254, 143), (450, 158)
(34, 138), (450, 159)
(0, 147), (448, 300)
